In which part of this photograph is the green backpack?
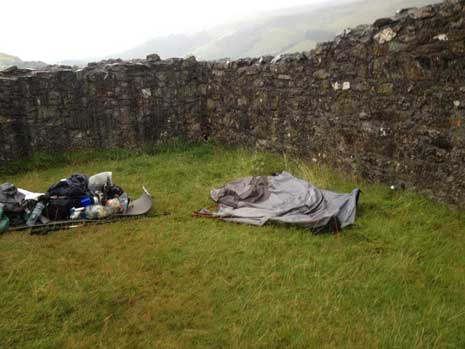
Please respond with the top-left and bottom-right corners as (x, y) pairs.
(0, 204), (10, 233)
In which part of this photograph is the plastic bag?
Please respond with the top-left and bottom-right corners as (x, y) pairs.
(88, 172), (112, 192)
(84, 205), (113, 219)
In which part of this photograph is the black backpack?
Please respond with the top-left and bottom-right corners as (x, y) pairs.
(44, 174), (91, 220)
(43, 196), (83, 221)
(47, 173), (90, 198)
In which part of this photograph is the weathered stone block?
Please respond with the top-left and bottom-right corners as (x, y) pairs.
(313, 69), (330, 80)
(377, 83), (394, 95)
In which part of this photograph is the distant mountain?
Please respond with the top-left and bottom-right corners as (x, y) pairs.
(114, 0), (443, 61)
(57, 59), (92, 67)
(0, 52), (48, 71)
(2, 0), (443, 67)
(0, 52), (22, 70)
(116, 32), (214, 61)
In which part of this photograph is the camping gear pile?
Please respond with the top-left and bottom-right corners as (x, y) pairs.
(0, 172), (132, 233)
(1, 169), (359, 235)
(195, 172), (360, 233)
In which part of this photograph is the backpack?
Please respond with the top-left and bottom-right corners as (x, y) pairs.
(47, 173), (90, 198)
(44, 174), (91, 221)
(43, 197), (83, 221)
(0, 183), (26, 213)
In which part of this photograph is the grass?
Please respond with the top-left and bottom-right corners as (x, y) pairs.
(1, 143), (465, 348)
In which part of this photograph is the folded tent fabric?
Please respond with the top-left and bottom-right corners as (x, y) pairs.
(201, 172), (360, 231)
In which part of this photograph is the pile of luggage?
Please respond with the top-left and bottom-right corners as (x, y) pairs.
(0, 172), (130, 233)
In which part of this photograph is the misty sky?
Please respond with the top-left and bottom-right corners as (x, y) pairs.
(1, 0), (335, 63)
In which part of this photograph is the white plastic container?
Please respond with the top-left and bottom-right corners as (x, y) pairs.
(88, 172), (112, 192)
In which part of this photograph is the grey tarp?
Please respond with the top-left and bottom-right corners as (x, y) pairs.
(199, 172), (360, 231)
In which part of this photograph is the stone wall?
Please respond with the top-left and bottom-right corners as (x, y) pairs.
(0, 57), (209, 156)
(1, 0), (465, 205)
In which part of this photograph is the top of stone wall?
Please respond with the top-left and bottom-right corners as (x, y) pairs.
(0, 0), (463, 79)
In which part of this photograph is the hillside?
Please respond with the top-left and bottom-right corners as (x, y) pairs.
(116, 0), (443, 60)
(0, 52), (22, 70)
(0, 52), (48, 71)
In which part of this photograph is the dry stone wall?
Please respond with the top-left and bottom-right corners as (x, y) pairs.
(0, 57), (209, 156)
(1, 0), (465, 204)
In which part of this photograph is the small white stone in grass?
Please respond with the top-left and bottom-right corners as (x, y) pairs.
(454, 100), (460, 108)
(434, 34), (448, 41)
(332, 82), (341, 90)
(390, 185), (396, 191)
(141, 88), (151, 98)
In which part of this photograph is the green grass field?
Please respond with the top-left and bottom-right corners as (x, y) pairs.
(1, 144), (464, 348)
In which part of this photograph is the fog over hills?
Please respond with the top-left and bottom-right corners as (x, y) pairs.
(1, 0), (443, 69)
(0, 52), (47, 71)
(115, 0), (443, 61)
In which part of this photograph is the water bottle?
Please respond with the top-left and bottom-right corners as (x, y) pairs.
(26, 202), (46, 226)
(119, 193), (129, 213)
(84, 205), (113, 219)
(80, 196), (100, 207)
(80, 196), (93, 207)
(70, 207), (85, 220)
(105, 198), (122, 213)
